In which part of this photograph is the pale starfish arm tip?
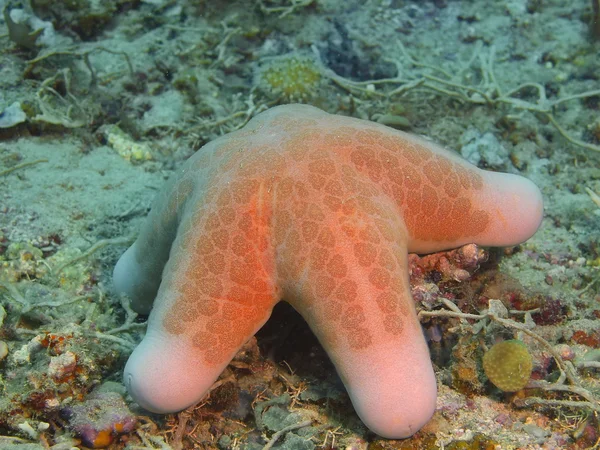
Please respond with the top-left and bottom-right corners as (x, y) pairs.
(123, 334), (220, 413)
(348, 343), (437, 439)
(476, 171), (544, 247)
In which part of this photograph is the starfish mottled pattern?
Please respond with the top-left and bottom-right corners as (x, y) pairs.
(114, 104), (543, 438)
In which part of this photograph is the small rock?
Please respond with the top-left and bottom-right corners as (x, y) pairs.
(0, 102), (27, 128)
(48, 351), (77, 379)
(63, 391), (136, 449)
(554, 344), (575, 361)
(522, 422), (550, 442)
(460, 129), (509, 168)
(0, 340), (8, 361)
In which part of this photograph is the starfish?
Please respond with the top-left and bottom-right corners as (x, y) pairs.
(114, 104), (543, 439)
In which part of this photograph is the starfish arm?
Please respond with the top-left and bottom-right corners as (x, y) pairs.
(113, 172), (196, 314)
(402, 163), (543, 254)
(368, 131), (544, 254)
(278, 201), (436, 439)
(123, 188), (279, 413)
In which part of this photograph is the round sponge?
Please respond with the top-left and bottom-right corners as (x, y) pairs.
(483, 340), (533, 392)
(258, 55), (322, 102)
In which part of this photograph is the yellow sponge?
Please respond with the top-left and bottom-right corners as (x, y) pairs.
(483, 340), (533, 392)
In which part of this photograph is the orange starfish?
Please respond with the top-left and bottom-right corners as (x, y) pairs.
(114, 104), (543, 438)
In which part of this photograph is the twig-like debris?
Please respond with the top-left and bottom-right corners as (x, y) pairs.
(326, 42), (600, 154)
(0, 435), (30, 444)
(0, 280), (31, 309)
(262, 419), (313, 450)
(91, 331), (135, 349)
(515, 397), (599, 412)
(132, 431), (174, 450)
(27, 46), (134, 88)
(528, 380), (599, 408)
(257, 0), (314, 18)
(91, 294), (143, 350)
(170, 407), (192, 450)
(22, 295), (87, 314)
(543, 113), (600, 153)
(53, 235), (135, 275)
(209, 23), (241, 70)
(577, 274), (599, 297)
(578, 361), (600, 369)
(419, 301), (600, 413)
(585, 187), (600, 208)
(0, 279), (88, 313)
(104, 294), (141, 335)
(24, 47), (134, 128)
(0, 159), (48, 177)
(186, 90), (270, 136)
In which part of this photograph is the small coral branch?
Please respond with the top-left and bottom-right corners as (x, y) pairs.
(0, 278), (139, 350)
(53, 235), (135, 275)
(257, 0), (314, 19)
(24, 46), (134, 128)
(0, 159), (48, 177)
(0, 278), (87, 313)
(26, 46), (134, 88)
(33, 68), (88, 128)
(97, 292), (145, 349)
(262, 419), (313, 450)
(185, 90), (270, 139)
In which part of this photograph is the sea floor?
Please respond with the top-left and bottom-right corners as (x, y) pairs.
(0, 0), (599, 449)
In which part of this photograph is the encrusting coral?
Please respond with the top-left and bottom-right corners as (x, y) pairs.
(257, 54), (323, 102)
(113, 104), (543, 439)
